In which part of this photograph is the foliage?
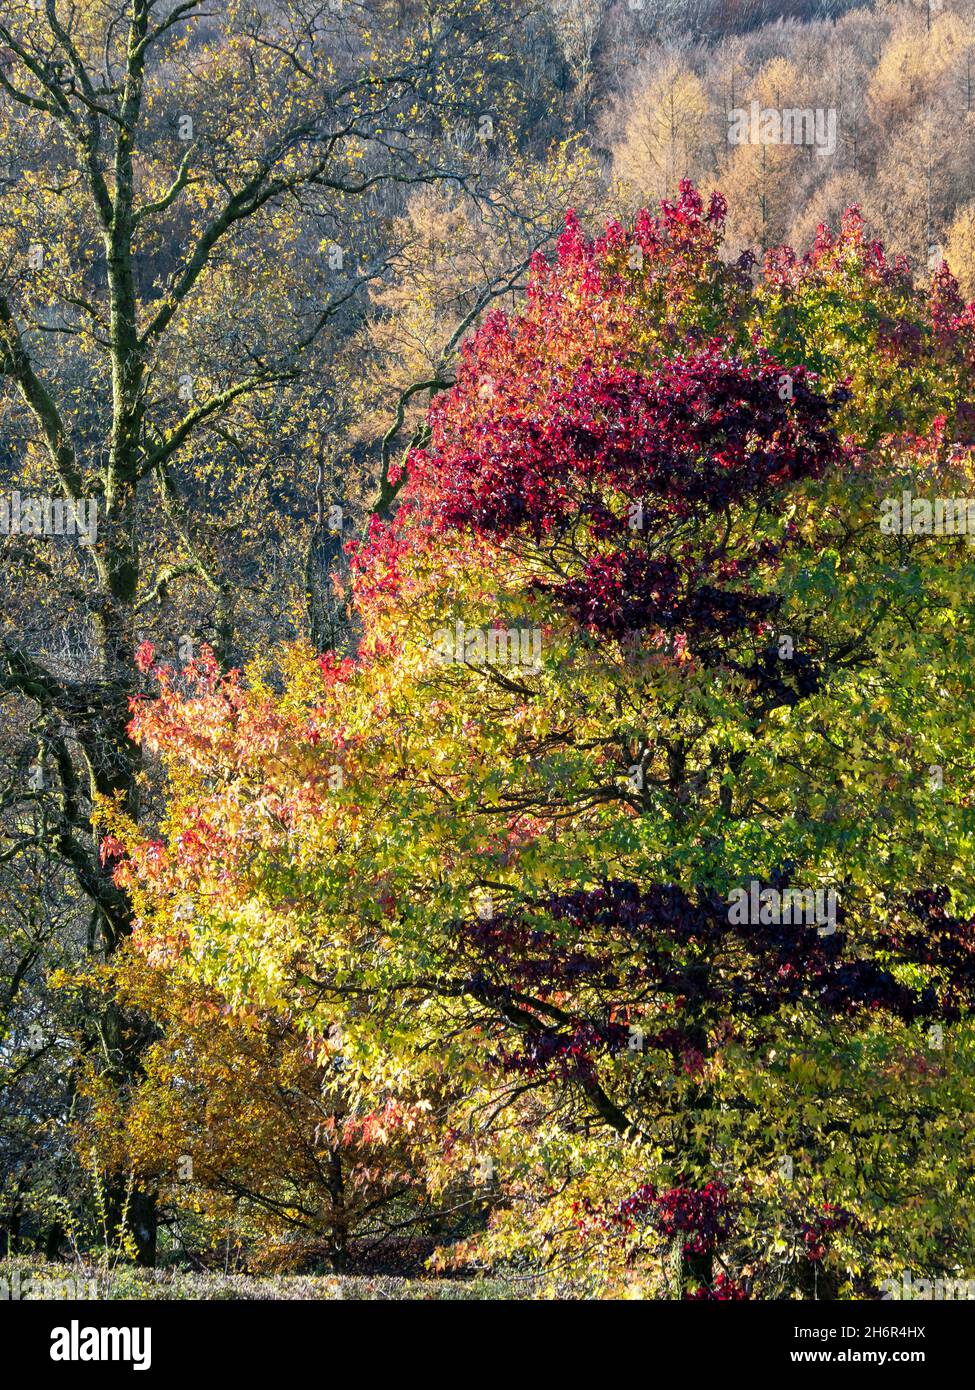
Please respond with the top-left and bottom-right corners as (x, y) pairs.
(107, 184), (975, 1296)
(60, 950), (447, 1272)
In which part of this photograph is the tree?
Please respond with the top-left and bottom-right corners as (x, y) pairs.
(945, 198), (975, 299)
(552, 0), (608, 127)
(64, 950), (442, 1273)
(114, 184), (975, 1295)
(720, 58), (812, 255)
(0, 0), (544, 1264)
(610, 56), (712, 208)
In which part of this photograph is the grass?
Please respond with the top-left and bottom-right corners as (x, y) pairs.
(0, 1255), (547, 1300)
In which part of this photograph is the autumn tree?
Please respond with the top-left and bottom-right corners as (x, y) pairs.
(552, 0), (607, 127)
(115, 185), (975, 1295)
(944, 198), (975, 298)
(610, 55), (712, 208)
(721, 57), (813, 254)
(65, 950), (443, 1273)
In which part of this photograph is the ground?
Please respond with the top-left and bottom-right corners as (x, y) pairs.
(0, 1256), (546, 1300)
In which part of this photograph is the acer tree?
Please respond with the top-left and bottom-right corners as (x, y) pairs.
(97, 185), (975, 1293)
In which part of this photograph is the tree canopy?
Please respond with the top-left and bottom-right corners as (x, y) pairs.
(106, 183), (975, 1296)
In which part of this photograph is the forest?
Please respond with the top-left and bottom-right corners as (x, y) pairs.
(1, 0), (974, 1318)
